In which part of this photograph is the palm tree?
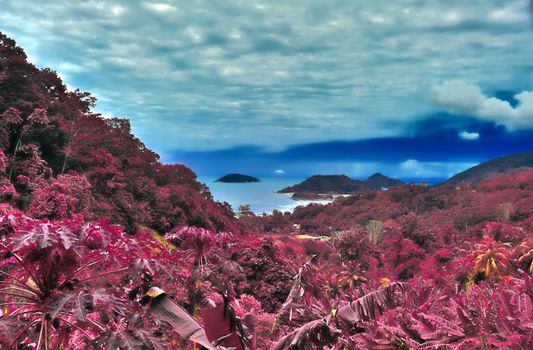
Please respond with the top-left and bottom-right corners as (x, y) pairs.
(473, 236), (511, 278)
(336, 263), (368, 290)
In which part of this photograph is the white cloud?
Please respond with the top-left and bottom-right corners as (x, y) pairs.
(458, 130), (480, 140)
(110, 5), (126, 16)
(185, 27), (202, 43)
(57, 62), (84, 73)
(432, 80), (533, 130)
(144, 3), (176, 13)
(489, 1), (529, 23)
(400, 159), (420, 172)
(274, 169), (285, 174)
(443, 11), (463, 25)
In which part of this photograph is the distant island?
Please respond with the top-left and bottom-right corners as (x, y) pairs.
(215, 173), (260, 183)
(279, 173), (402, 199)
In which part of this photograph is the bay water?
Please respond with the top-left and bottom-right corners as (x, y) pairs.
(198, 177), (333, 214)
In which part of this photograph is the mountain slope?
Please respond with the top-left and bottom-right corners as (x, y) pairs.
(447, 151), (533, 184)
(366, 172), (403, 188)
(0, 32), (241, 234)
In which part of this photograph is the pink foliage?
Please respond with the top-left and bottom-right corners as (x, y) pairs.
(483, 221), (526, 243)
(0, 209), (186, 348)
(22, 107), (50, 132)
(0, 107), (22, 124)
(0, 178), (17, 201)
(11, 144), (51, 188)
(26, 107), (49, 125)
(0, 149), (7, 173)
(28, 174), (94, 220)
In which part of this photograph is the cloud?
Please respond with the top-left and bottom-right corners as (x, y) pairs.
(274, 169), (285, 174)
(489, 2), (529, 23)
(432, 81), (533, 130)
(0, 0), (532, 154)
(458, 130), (480, 140)
(171, 125), (533, 177)
(110, 5), (127, 16)
(144, 3), (177, 13)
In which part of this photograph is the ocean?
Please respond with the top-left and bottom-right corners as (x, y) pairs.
(198, 177), (446, 215)
(198, 177), (333, 214)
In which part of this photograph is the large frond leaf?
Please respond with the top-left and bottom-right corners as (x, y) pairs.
(269, 318), (339, 350)
(276, 255), (317, 324)
(335, 282), (408, 327)
(145, 288), (223, 350)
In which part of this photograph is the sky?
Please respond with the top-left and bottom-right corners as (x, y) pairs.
(1, 0), (533, 179)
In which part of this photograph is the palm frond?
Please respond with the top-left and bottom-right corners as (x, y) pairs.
(335, 282), (408, 327)
(144, 288), (223, 350)
(269, 318), (339, 350)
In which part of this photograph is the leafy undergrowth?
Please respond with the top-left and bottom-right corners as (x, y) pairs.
(1, 195), (532, 349)
(1, 32), (532, 349)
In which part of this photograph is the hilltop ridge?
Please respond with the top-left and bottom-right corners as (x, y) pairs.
(278, 173), (402, 199)
(447, 151), (533, 184)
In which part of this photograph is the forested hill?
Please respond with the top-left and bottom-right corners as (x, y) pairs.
(447, 150), (533, 185)
(0, 32), (241, 234)
(242, 168), (533, 236)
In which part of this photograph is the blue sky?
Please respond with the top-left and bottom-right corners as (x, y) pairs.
(1, 0), (532, 179)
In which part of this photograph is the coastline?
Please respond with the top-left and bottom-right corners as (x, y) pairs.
(199, 177), (335, 214)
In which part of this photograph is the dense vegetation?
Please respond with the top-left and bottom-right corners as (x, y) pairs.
(0, 32), (242, 236)
(1, 33), (532, 349)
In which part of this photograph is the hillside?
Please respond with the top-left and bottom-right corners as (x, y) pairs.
(244, 168), (533, 236)
(365, 172), (403, 188)
(447, 150), (533, 184)
(0, 32), (241, 234)
(279, 175), (362, 194)
(279, 173), (402, 195)
(215, 173), (260, 183)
